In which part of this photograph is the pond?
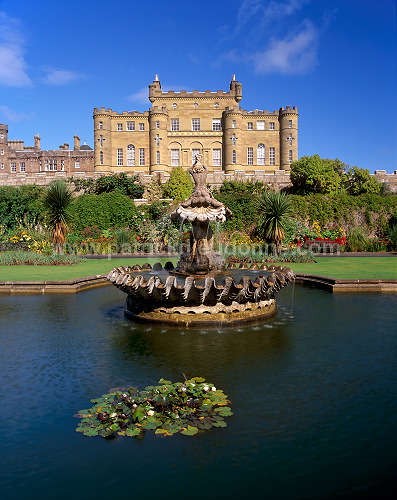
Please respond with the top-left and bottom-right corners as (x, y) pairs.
(0, 284), (396, 500)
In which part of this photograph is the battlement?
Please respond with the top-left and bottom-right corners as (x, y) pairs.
(93, 108), (149, 117)
(279, 106), (299, 115)
(245, 109), (279, 116)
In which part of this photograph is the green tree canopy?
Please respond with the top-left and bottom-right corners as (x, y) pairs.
(345, 166), (381, 195)
(290, 155), (342, 195)
(0, 185), (44, 230)
(162, 166), (193, 201)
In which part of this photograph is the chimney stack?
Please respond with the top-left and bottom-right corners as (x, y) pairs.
(34, 134), (41, 151)
(74, 135), (80, 150)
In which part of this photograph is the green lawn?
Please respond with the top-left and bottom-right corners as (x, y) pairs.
(0, 257), (177, 282)
(285, 257), (397, 280)
(0, 256), (395, 282)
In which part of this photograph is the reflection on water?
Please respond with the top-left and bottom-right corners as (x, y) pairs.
(0, 284), (396, 500)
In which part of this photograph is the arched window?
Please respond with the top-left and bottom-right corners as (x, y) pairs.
(99, 151), (103, 165)
(127, 144), (135, 166)
(257, 144), (265, 165)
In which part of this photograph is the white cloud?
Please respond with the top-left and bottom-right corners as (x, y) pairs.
(127, 87), (149, 104)
(0, 12), (32, 87)
(42, 67), (86, 86)
(251, 21), (318, 75)
(0, 105), (32, 122)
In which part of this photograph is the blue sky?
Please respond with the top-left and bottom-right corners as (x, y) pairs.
(0, 0), (396, 173)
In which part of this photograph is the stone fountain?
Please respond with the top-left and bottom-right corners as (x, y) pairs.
(108, 155), (294, 326)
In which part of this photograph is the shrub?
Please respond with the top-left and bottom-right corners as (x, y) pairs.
(69, 192), (138, 232)
(163, 166), (193, 201)
(0, 250), (86, 265)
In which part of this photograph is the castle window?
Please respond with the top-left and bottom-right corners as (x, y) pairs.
(60, 160), (65, 171)
(193, 103), (198, 108)
(19, 162), (25, 172)
(289, 150), (293, 163)
(139, 148), (145, 166)
(155, 121), (160, 129)
(11, 162), (16, 172)
(289, 120), (293, 128)
(232, 120), (236, 128)
(192, 118), (200, 131)
(269, 147), (275, 165)
(98, 135), (104, 147)
(212, 119), (221, 131)
(214, 103), (219, 108)
(127, 144), (135, 166)
(139, 123), (145, 131)
(288, 134), (293, 146)
(232, 150), (236, 164)
(171, 119), (179, 131)
(269, 122), (275, 130)
(156, 151), (160, 164)
(171, 149), (180, 167)
(75, 161), (80, 169)
(257, 144), (265, 165)
(231, 134), (237, 146)
(257, 121), (265, 130)
(99, 151), (103, 165)
(1, 163), (4, 169)
(0, 149), (4, 155)
(212, 149), (221, 167)
(247, 122), (253, 130)
(117, 148), (123, 166)
(117, 123), (123, 131)
(127, 122), (135, 131)
(44, 159), (57, 171)
(247, 147), (253, 165)
(172, 103), (177, 108)
(192, 149), (201, 163)
(99, 122), (103, 129)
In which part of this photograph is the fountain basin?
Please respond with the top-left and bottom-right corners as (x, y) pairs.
(107, 263), (294, 326)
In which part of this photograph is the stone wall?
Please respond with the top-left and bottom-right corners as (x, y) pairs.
(1, 169), (396, 193)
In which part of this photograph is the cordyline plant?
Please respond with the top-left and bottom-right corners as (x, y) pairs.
(42, 180), (74, 253)
(75, 377), (233, 438)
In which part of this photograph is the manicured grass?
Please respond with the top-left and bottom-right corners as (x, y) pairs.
(0, 257), (177, 282)
(0, 256), (395, 282)
(284, 257), (397, 280)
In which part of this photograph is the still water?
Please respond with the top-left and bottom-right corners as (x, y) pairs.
(0, 284), (396, 500)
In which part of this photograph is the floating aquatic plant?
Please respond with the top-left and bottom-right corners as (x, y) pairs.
(75, 377), (232, 438)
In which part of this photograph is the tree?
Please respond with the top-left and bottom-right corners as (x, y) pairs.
(255, 191), (293, 252)
(143, 173), (164, 202)
(162, 166), (193, 201)
(290, 155), (342, 195)
(345, 166), (381, 195)
(43, 180), (73, 253)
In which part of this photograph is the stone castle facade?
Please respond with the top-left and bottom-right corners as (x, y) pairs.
(93, 75), (298, 175)
(0, 123), (94, 185)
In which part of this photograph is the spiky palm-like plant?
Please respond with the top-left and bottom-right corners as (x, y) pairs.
(43, 180), (73, 253)
(256, 191), (293, 253)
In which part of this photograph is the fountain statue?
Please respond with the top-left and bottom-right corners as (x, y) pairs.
(108, 155), (294, 326)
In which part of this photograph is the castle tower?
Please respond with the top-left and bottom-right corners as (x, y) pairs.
(279, 106), (298, 170)
(223, 107), (243, 173)
(93, 108), (113, 171)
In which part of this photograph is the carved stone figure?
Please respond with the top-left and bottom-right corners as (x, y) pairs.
(171, 155), (231, 274)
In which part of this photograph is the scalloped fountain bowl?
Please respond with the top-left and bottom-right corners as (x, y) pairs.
(107, 262), (294, 327)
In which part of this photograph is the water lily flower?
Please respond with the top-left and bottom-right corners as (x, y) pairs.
(147, 410), (155, 416)
(203, 386), (209, 391)
(181, 387), (187, 392)
(211, 387), (216, 391)
(109, 412), (117, 418)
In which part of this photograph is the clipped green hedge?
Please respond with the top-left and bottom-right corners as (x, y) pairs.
(69, 191), (138, 232)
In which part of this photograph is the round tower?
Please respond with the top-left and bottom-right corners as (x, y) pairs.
(93, 108), (112, 171)
(149, 106), (169, 173)
(279, 107), (298, 171)
(223, 107), (243, 173)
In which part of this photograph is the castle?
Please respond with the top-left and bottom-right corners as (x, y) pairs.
(0, 76), (395, 191)
(93, 75), (298, 175)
